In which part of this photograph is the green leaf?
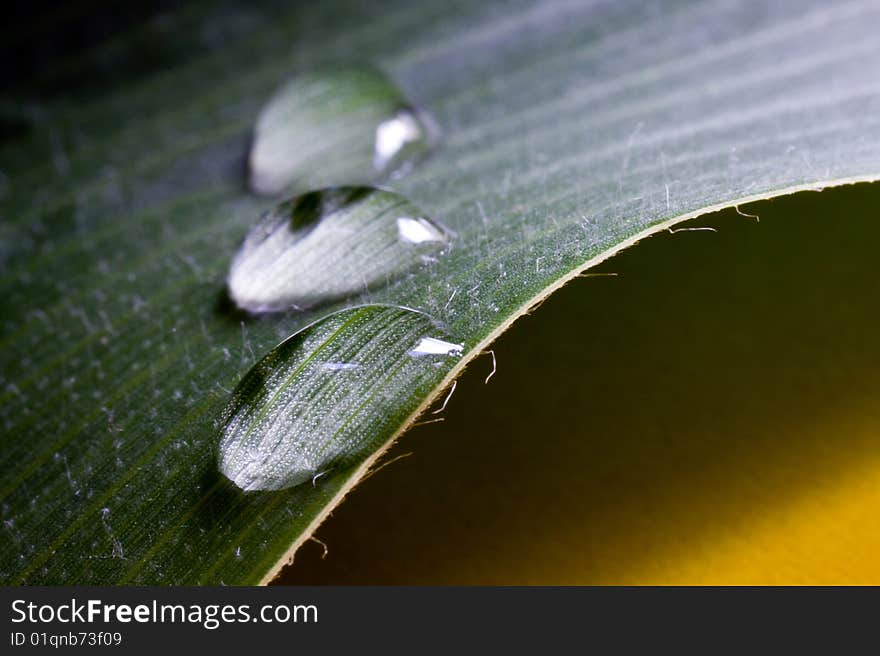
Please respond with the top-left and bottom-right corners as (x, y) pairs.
(3, 0), (880, 584)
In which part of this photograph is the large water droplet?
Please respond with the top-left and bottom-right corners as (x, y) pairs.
(249, 68), (438, 196)
(218, 305), (463, 492)
(227, 186), (454, 313)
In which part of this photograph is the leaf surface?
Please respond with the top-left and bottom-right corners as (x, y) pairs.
(2, 0), (880, 584)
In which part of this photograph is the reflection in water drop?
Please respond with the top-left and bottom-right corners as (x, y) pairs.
(249, 68), (439, 196)
(409, 337), (464, 357)
(218, 305), (463, 492)
(373, 110), (424, 173)
(396, 216), (449, 244)
(227, 187), (454, 313)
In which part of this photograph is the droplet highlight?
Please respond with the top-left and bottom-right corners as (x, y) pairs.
(218, 305), (463, 492)
(408, 337), (464, 357)
(227, 186), (454, 313)
(249, 68), (438, 196)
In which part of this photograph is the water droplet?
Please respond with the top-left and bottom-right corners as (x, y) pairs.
(227, 187), (454, 313)
(249, 68), (439, 196)
(218, 305), (462, 492)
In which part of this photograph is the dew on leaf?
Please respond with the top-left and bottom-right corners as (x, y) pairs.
(227, 186), (454, 313)
(249, 68), (438, 196)
(218, 305), (462, 492)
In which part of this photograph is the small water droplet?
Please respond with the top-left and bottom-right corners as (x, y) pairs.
(249, 68), (439, 196)
(227, 187), (454, 313)
(218, 305), (462, 492)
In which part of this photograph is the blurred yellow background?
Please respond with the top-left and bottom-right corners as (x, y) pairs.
(278, 183), (880, 585)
